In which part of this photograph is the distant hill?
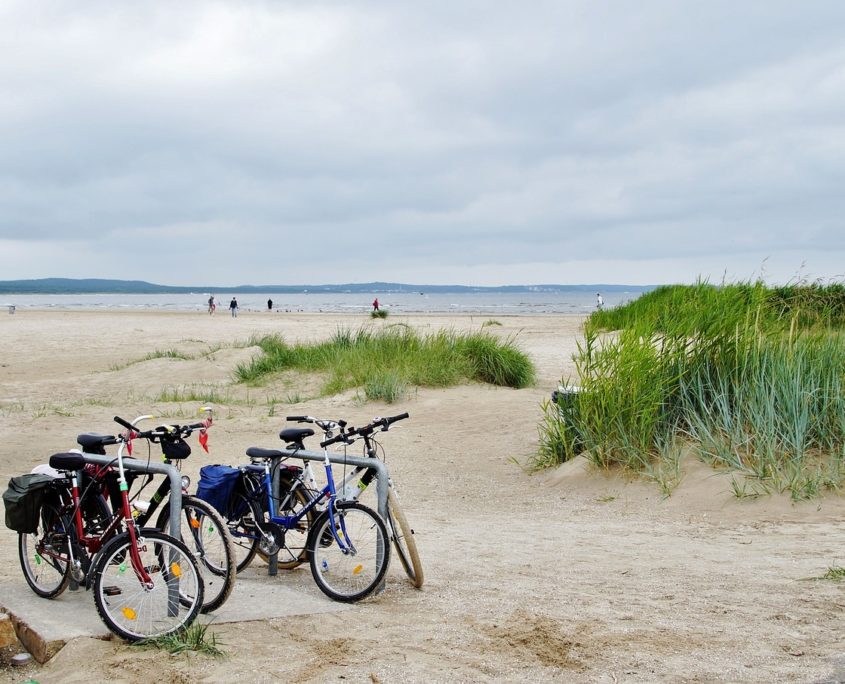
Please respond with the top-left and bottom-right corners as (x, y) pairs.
(0, 278), (655, 295)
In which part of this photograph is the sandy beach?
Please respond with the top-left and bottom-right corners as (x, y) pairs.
(2, 310), (845, 683)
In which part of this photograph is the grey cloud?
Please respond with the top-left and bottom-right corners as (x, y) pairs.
(1, 1), (844, 284)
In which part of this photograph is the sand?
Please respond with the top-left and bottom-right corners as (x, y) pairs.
(1, 309), (845, 683)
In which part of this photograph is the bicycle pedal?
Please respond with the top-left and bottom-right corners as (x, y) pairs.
(102, 585), (122, 597)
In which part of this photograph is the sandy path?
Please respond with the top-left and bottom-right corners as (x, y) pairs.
(1, 310), (844, 683)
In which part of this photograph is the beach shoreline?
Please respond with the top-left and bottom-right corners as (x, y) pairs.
(1, 310), (844, 682)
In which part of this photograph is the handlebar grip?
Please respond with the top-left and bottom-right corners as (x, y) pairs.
(286, 416), (310, 423)
(320, 433), (351, 449)
(113, 416), (135, 431)
(390, 412), (410, 422)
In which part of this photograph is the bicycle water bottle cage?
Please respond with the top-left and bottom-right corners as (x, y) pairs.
(76, 433), (118, 455)
(278, 427), (314, 450)
(49, 452), (87, 472)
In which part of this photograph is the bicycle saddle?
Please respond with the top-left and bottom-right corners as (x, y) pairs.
(278, 428), (314, 449)
(77, 433), (118, 455)
(49, 452), (87, 472)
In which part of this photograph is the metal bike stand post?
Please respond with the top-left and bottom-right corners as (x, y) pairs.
(79, 455), (184, 616)
(276, 448), (390, 592)
(268, 460), (280, 576)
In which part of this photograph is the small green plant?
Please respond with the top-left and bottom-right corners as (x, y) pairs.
(134, 621), (226, 657)
(110, 348), (194, 371)
(821, 565), (845, 581)
(371, 309), (389, 319)
(32, 404), (74, 418)
(364, 371), (407, 403)
(482, 319), (503, 328)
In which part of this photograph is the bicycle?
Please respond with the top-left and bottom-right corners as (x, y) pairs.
(220, 428), (391, 602)
(98, 411), (237, 613)
(285, 413), (423, 588)
(14, 419), (204, 641)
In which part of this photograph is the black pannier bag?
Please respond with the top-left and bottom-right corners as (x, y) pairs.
(3, 474), (57, 533)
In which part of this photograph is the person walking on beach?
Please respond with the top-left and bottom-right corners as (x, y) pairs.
(372, 297), (379, 311)
(596, 293), (604, 310)
(229, 297), (238, 317)
(208, 296), (216, 315)
(267, 298), (273, 311)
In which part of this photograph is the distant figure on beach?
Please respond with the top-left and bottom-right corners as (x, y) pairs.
(596, 293), (604, 310)
(230, 297), (238, 317)
(372, 298), (379, 311)
(208, 296), (215, 315)
(267, 298), (273, 311)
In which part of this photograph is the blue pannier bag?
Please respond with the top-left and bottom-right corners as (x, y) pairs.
(196, 464), (241, 514)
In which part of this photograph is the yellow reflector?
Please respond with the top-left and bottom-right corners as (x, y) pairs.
(353, 564), (363, 575)
(171, 562), (182, 578)
(122, 607), (137, 621)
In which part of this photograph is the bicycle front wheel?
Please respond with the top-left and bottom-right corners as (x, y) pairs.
(387, 488), (424, 589)
(18, 501), (71, 599)
(92, 530), (203, 642)
(307, 501), (390, 603)
(155, 495), (237, 613)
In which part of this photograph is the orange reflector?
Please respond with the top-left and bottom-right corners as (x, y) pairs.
(353, 564), (363, 575)
(171, 562), (182, 578)
(122, 607), (137, 621)
(189, 517), (200, 529)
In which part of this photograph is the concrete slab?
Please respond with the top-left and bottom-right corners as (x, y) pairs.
(0, 565), (346, 662)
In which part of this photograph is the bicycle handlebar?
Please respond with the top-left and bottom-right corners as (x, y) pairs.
(349, 412), (409, 437)
(113, 416), (210, 441)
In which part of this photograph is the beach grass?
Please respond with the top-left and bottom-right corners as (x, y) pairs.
(234, 325), (534, 401)
(536, 280), (845, 498)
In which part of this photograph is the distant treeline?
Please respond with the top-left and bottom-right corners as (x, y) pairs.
(0, 278), (653, 295)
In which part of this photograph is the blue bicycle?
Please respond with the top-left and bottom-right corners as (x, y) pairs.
(221, 429), (391, 602)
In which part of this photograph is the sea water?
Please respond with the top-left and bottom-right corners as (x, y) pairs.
(2, 290), (644, 315)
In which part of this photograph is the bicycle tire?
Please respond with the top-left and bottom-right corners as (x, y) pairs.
(18, 500), (72, 599)
(386, 488), (424, 589)
(255, 475), (315, 570)
(92, 529), (203, 642)
(154, 495), (237, 613)
(307, 501), (390, 603)
(225, 490), (261, 572)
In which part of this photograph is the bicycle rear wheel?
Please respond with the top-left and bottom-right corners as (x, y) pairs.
(256, 476), (315, 570)
(92, 529), (203, 642)
(307, 501), (390, 603)
(18, 501), (71, 599)
(155, 495), (237, 613)
(225, 491), (261, 572)
(387, 488), (424, 589)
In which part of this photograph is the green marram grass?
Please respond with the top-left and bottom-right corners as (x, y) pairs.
(235, 326), (534, 403)
(537, 280), (845, 500)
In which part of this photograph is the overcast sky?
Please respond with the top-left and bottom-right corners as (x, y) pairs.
(1, 1), (844, 287)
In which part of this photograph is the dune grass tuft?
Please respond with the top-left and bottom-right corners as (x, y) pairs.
(536, 279), (845, 499)
(235, 326), (534, 400)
